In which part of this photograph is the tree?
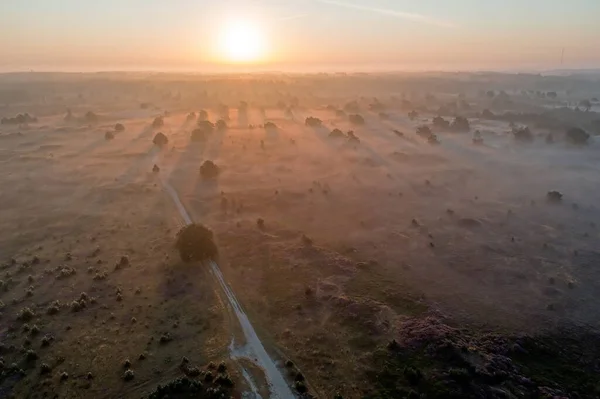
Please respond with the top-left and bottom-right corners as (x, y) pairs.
(305, 117), (322, 127)
(450, 116), (470, 132)
(579, 100), (592, 112)
(432, 116), (449, 129)
(513, 126), (533, 143)
(565, 127), (590, 145)
(349, 114), (365, 125)
(546, 92), (558, 99)
(408, 110), (418, 120)
(416, 125), (432, 138)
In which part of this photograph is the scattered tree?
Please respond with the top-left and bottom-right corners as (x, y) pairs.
(450, 116), (470, 132)
(152, 132), (169, 147)
(305, 116), (322, 127)
(114, 123), (125, 132)
(513, 126), (533, 143)
(565, 127), (590, 145)
(200, 160), (220, 179)
(432, 116), (449, 129)
(329, 128), (345, 138)
(349, 114), (365, 125)
(408, 110), (418, 120)
(152, 116), (164, 128)
(175, 223), (218, 262)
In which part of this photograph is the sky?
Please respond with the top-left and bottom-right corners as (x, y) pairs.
(1, 0), (599, 72)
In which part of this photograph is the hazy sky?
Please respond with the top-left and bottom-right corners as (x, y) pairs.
(1, 0), (599, 72)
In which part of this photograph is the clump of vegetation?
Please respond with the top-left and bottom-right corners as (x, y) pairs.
(152, 116), (165, 128)
(565, 127), (590, 145)
(450, 116), (470, 132)
(264, 121), (278, 130)
(393, 129), (404, 137)
(123, 369), (135, 381)
(347, 131), (360, 143)
(256, 218), (265, 230)
(148, 376), (231, 399)
(198, 109), (209, 121)
(115, 255), (129, 270)
(215, 119), (227, 132)
(349, 114), (365, 125)
(40, 363), (51, 374)
(114, 123), (125, 132)
(17, 307), (35, 321)
(175, 224), (218, 262)
(305, 116), (323, 127)
(84, 111), (98, 123)
(329, 128), (345, 138)
(416, 125), (432, 138)
(93, 271), (108, 281)
(159, 332), (173, 344)
(2, 113), (38, 125)
(432, 116), (449, 129)
(408, 110), (418, 120)
(153, 132), (169, 147)
(105, 131), (115, 140)
(547, 190), (563, 203)
(152, 164), (160, 173)
(25, 349), (38, 361)
(56, 267), (76, 279)
(199, 160), (220, 179)
(513, 126), (533, 142)
(46, 301), (60, 315)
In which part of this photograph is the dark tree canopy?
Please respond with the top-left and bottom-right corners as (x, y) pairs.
(432, 116), (449, 129)
(513, 126), (533, 143)
(114, 123), (125, 132)
(264, 121), (278, 130)
(450, 116), (470, 132)
(305, 117), (323, 127)
(329, 128), (345, 138)
(565, 127), (590, 145)
(175, 224), (218, 262)
(153, 132), (169, 146)
(200, 160), (220, 179)
(348, 114), (365, 125)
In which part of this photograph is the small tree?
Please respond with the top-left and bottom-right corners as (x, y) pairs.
(200, 160), (220, 179)
(450, 116), (470, 132)
(198, 109), (208, 121)
(115, 123), (125, 132)
(153, 132), (169, 146)
(513, 126), (533, 143)
(565, 127), (590, 145)
(152, 116), (164, 128)
(349, 114), (365, 125)
(432, 116), (449, 129)
(175, 223), (218, 262)
(416, 125), (432, 138)
(408, 110), (418, 120)
(305, 117), (322, 127)
(216, 119), (227, 132)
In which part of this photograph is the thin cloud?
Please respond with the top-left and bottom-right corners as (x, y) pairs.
(317, 0), (456, 28)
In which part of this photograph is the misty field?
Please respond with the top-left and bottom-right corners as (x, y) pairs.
(1, 72), (600, 398)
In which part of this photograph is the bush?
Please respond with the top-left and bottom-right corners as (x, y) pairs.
(450, 116), (470, 132)
(349, 114), (365, 125)
(123, 369), (135, 381)
(152, 116), (164, 128)
(565, 127), (590, 145)
(305, 117), (322, 127)
(416, 125), (433, 138)
(547, 191), (563, 203)
(472, 130), (483, 145)
(175, 224), (218, 262)
(215, 119), (227, 132)
(329, 128), (345, 138)
(408, 110), (418, 120)
(513, 126), (533, 142)
(153, 132), (169, 147)
(17, 307), (35, 321)
(105, 131), (115, 140)
(347, 131), (360, 143)
(114, 123), (125, 132)
(432, 116), (449, 129)
(481, 109), (495, 119)
(198, 110), (208, 121)
(82, 111), (97, 124)
(264, 121), (278, 130)
(200, 160), (219, 179)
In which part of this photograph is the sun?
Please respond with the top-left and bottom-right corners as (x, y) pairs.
(219, 18), (266, 63)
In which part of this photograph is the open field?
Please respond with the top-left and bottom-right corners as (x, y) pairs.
(1, 72), (600, 398)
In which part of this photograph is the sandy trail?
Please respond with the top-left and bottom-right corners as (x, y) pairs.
(155, 152), (295, 399)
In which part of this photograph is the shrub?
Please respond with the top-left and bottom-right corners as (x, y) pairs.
(159, 332), (173, 344)
(153, 132), (169, 147)
(349, 114), (365, 125)
(175, 224), (218, 262)
(46, 301), (60, 315)
(257, 218), (265, 229)
(547, 191), (563, 203)
(513, 126), (533, 142)
(114, 123), (125, 132)
(416, 125), (432, 138)
(305, 117), (322, 127)
(84, 111), (98, 123)
(264, 121), (278, 130)
(215, 119), (227, 132)
(450, 116), (470, 132)
(199, 160), (220, 179)
(25, 349), (37, 361)
(152, 116), (164, 128)
(432, 116), (449, 129)
(403, 366), (422, 386)
(481, 109), (495, 119)
(123, 369), (135, 381)
(152, 164), (160, 173)
(105, 131), (115, 140)
(17, 307), (35, 321)
(329, 128), (345, 138)
(40, 363), (51, 374)
(472, 130), (483, 145)
(565, 127), (590, 145)
(215, 373), (234, 387)
(347, 131), (360, 143)
(294, 381), (307, 393)
(408, 110), (418, 120)
(198, 109), (208, 121)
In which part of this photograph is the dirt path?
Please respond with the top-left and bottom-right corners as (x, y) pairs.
(155, 152), (295, 398)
